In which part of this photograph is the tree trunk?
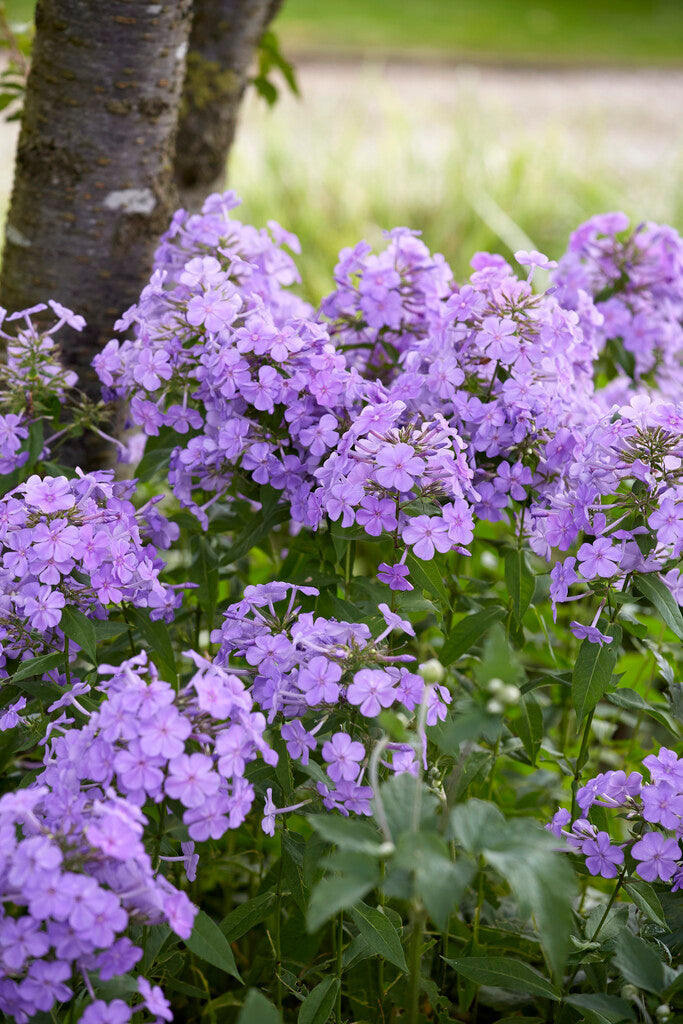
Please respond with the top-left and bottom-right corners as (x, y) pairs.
(0, 0), (192, 464)
(174, 0), (282, 210)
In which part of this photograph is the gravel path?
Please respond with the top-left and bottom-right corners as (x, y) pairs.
(1, 61), (682, 212)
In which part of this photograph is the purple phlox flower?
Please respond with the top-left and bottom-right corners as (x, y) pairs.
(22, 475), (75, 513)
(186, 288), (241, 332)
(317, 779), (374, 816)
(297, 656), (342, 705)
(376, 602), (415, 639)
(165, 753), (220, 808)
(281, 719), (317, 765)
(570, 621), (613, 646)
(631, 831), (681, 882)
(374, 442), (425, 491)
(132, 347), (172, 391)
(377, 561), (413, 592)
(442, 499), (474, 546)
(514, 249), (558, 272)
(355, 494), (398, 537)
(648, 498), (683, 546)
(402, 515), (450, 561)
(0, 695), (27, 731)
(582, 831), (624, 878)
(261, 787), (310, 835)
(643, 747), (683, 787)
(138, 977), (173, 1022)
(577, 537), (620, 579)
(299, 414), (339, 457)
(182, 840), (199, 882)
(479, 315), (518, 363)
(347, 668), (397, 717)
(641, 782), (683, 830)
(565, 818), (597, 852)
(322, 732), (365, 782)
(546, 807), (571, 839)
(80, 999), (132, 1024)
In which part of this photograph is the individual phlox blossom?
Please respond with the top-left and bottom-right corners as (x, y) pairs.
(402, 515), (450, 560)
(322, 732), (365, 782)
(641, 783), (683, 830)
(643, 747), (683, 787)
(377, 561), (413, 591)
(577, 537), (620, 579)
(347, 668), (397, 717)
(581, 831), (624, 878)
(374, 442), (426, 491)
(631, 831), (682, 882)
(138, 977), (173, 1022)
(648, 498), (683, 547)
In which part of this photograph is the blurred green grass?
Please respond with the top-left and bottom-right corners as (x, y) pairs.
(276, 0), (683, 65)
(227, 68), (683, 304)
(4, 0), (683, 65)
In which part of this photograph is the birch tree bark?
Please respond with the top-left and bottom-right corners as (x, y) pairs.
(0, 0), (192, 413)
(174, 0), (283, 209)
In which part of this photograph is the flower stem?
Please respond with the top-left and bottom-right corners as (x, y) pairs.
(336, 910), (344, 1023)
(407, 909), (424, 1024)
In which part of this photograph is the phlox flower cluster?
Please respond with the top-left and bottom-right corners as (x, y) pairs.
(211, 581), (451, 820)
(93, 191), (363, 528)
(0, 301), (85, 474)
(547, 748), (683, 885)
(537, 392), (683, 635)
(553, 213), (683, 396)
(0, 772), (193, 1023)
(0, 470), (182, 665)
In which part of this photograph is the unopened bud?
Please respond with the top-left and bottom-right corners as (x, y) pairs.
(621, 985), (639, 1002)
(501, 684), (521, 705)
(419, 658), (445, 683)
(486, 698), (504, 715)
(487, 677), (505, 695)
(656, 1005), (672, 1023)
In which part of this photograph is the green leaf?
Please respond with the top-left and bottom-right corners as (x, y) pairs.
(517, 692), (543, 764)
(127, 607), (177, 685)
(237, 990), (281, 1024)
(624, 881), (668, 930)
(308, 815), (387, 856)
(406, 553), (450, 611)
(306, 854), (380, 933)
(221, 892), (276, 942)
(505, 548), (535, 622)
(135, 441), (176, 482)
(297, 977), (340, 1024)
(633, 572), (683, 640)
(92, 620), (130, 642)
(379, 772), (438, 839)
(191, 535), (218, 626)
(11, 650), (64, 683)
(185, 909), (241, 981)
(443, 957), (559, 1001)
(572, 625), (622, 724)
(448, 798), (505, 853)
(441, 606), (506, 666)
(60, 606), (97, 664)
(612, 930), (665, 994)
(565, 993), (636, 1023)
(394, 832), (474, 930)
(281, 831), (307, 912)
(348, 901), (408, 973)
(607, 688), (679, 735)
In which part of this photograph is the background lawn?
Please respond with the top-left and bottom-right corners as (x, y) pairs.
(4, 0), (683, 65)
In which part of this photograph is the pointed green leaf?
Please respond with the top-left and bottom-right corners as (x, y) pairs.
(127, 607), (177, 685)
(443, 957), (559, 1001)
(221, 892), (276, 942)
(297, 977), (340, 1024)
(306, 855), (380, 932)
(60, 606), (97, 664)
(237, 990), (281, 1024)
(517, 692), (543, 764)
(308, 814), (386, 856)
(572, 625), (622, 724)
(349, 901), (408, 973)
(11, 650), (64, 684)
(624, 881), (668, 930)
(634, 573), (683, 640)
(441, 606), (506, 666)
(185, 909), (241, 981)
(612, 930), (665, 994)
(505, 548), (535, 622)
(406, 553), (450, 611)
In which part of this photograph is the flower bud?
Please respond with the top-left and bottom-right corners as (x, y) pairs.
(486, 698), (504, 715)
(487, 677), (505, 695)
(621, 985), (639, 1002)
(418, 658), (445, 683)
(501, 684), (521, 705)
(656, 1005), (671, 1023)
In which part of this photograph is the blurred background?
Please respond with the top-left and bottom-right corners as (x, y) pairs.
(2, 0), (683, 303)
